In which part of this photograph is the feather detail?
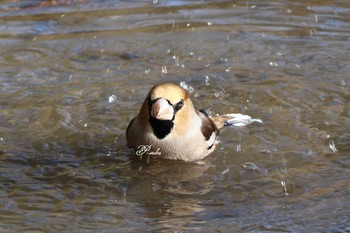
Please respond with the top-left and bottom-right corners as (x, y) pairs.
(210, 113), (263, 129)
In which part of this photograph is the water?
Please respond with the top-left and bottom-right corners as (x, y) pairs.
(0, 0), (349, 232)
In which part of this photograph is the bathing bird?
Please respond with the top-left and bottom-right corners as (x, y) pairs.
(126, 83), (260, 161)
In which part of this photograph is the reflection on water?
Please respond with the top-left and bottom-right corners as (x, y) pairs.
(0, 0), (350, 232)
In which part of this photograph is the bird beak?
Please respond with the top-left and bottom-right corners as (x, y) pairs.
(151, 98), (174, 121)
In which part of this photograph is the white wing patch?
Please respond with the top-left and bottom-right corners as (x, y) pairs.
(207, 131), (217, 149)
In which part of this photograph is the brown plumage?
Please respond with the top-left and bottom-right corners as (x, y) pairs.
(126, 83), (220, 161)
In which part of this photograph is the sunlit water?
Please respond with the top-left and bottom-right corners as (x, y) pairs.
(0, 0), (349, 232)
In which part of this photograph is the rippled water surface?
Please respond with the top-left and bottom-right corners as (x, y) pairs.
(1, 0), (350, 232)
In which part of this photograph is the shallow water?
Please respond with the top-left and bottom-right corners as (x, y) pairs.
(0, 0), (350, 232)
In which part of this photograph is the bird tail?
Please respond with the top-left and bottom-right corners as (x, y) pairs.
(210, 113), (263, 129)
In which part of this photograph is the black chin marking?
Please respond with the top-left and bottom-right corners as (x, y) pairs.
(149, 117), (174, 139)
(147, 97), (184, 139)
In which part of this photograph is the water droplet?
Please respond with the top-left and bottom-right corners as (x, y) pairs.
(179, 81), (194, 93)
(241, 162), (258, 170)
(205, 76), (210, 85)
(260, 149), (271, 154)
(269, 61), (278, 66)
(109, 95), (117, 103)
(173, 55), (179, 66)
(207, 21), (214, 26)
(221, 168), (230, 176)
(281, 180), (289, 195)
(329, 140), (337, 153)
(193, 92), (200, 98)
(161, 66), (167, 74)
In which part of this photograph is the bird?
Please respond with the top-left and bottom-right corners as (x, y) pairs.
(126, 83), (261, 161)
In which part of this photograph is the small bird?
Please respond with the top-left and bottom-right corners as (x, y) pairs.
(126, 83), (261, 161)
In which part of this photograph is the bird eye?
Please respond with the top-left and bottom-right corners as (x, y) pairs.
(174, 100), (184, 112)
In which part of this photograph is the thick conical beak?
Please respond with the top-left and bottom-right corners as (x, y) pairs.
(151, 98), (174, 121)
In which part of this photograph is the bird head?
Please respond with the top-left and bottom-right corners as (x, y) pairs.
(139, 83), (195, 139)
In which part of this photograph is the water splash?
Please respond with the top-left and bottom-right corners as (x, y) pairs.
(172, 55), (180, 66)
(161, 66), (167, 74)
(241, 162), (258, 171)
(179, 81), (194, 93)
(205, 76), (210, 85)
(269, 61), (278, 67)
(329, 140), (337, 153)
(281, 180), (289, 196)
(108, 95), (117, 103)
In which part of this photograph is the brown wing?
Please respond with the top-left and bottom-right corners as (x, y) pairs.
(196, 110), (219, 148)
(126, 117), (136, 148)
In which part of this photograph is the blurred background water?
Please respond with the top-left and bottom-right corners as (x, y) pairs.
(0, 0), (349, 232)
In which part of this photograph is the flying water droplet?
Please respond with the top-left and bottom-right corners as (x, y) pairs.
(269, 61), (278, 66)
(221, 168), (230, 176)
(179, 81), (194, 93)
(108, 95), (117, 103)
(205, 76), (210, 85)
(207, 21), (214, 26)
(241, 162), (258, 170)
(161, 66), (167, 74)
(193, 92), (200, 98)
(281, 180), (289, 195)
(173, 55), (179, 66)
(329, 140), (337, 153)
